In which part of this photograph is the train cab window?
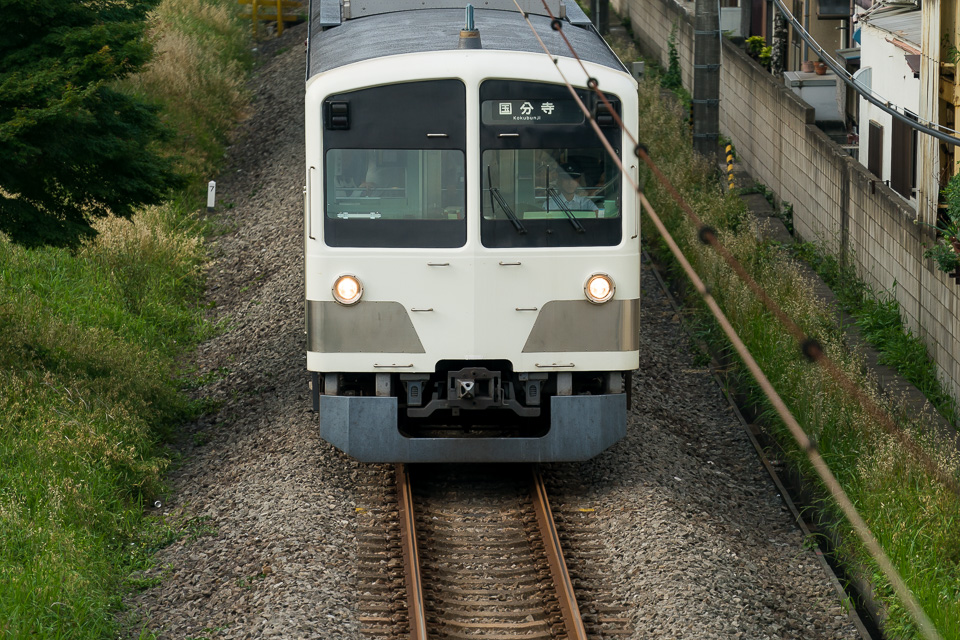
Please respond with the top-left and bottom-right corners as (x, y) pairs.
(480, 148), (622, 248)
(321, 80), (466, 248)
(479, 79), (623, 249)
(323, 148), (466, 247)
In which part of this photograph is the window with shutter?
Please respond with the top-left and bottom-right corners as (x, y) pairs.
(891, 117), (914, 199)
(868, 121), (883, 179)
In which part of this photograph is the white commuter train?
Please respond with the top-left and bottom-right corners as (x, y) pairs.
(305, 0), (640, 462)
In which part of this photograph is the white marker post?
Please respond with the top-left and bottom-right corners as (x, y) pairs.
(207, 180), (216, 212)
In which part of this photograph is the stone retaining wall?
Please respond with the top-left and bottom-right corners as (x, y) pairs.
(617, 0), (960, 401)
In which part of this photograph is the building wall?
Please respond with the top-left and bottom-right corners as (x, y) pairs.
(806, 10), (844, 64)
(618, 0), (694, 88)
(621, 0), (960, 399)
(918, 0), (940, 225)
(857, 20), (920, 200)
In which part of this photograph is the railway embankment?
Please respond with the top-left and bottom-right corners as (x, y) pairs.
(0, 1), (250, 637)
(597, 9), (958, 636)
(725, 159), (960, 453)
(628, 38), (960, 635)
(721, 151), (960, 636)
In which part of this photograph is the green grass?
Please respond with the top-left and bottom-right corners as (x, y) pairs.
(793, 243), (958, 425)
(634, 73), (960, 639)
(0, 0), (250, 637)
(0, 253), (196, 637)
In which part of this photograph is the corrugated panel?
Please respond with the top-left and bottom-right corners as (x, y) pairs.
(866, 9), (922, 46)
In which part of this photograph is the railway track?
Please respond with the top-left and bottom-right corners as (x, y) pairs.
(357, 464), (631, 639)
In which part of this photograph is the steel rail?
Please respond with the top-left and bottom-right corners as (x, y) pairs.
(530, 468), (589, 640)
(396, 463), (429, 640)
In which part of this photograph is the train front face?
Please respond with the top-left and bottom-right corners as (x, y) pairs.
(305, 46), (640, 463)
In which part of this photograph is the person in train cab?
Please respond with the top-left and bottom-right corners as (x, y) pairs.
(544, 161), (600, 216)
(335, 149), (383, 196)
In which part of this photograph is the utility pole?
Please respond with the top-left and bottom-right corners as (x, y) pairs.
(693, 0), (720, 162)
(592, 0), (609, 35)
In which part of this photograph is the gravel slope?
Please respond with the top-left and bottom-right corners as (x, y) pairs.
(547, 261), (861, 639)
(123, 23), (862, 639)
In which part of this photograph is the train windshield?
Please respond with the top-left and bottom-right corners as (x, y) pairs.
(323, 149), (466, 248)
(480, 148), (622, 248)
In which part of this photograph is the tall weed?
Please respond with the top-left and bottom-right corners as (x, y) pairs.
(82, 205), (211, 354)
(794, 243), (958, 422)
(123, 0), (251, 180)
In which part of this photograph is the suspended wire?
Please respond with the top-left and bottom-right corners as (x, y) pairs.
(525, 2), (958, 496)
(510, 2), (953, 638)
(636, 187), (945, 640)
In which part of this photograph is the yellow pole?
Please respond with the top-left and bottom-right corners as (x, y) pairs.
(252, 0), (258, 39)
(726, 144), (735, 190)
(276, 0), (284, 35)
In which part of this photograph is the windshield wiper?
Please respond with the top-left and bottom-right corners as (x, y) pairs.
(546, 188), (586, 233)
(487, 166), (526, 234)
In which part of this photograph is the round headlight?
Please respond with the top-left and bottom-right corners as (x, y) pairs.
(584, 273), (615, 304)
(333, 274), (363, 305)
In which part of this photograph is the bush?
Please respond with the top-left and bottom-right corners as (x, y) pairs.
(921, 172), (960, 273)
(745, 35), (772, 69)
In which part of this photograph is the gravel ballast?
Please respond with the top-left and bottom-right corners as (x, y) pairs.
(123, 23), (862, 639)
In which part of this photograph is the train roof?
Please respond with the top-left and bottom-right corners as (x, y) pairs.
(306, 0), (625, 79)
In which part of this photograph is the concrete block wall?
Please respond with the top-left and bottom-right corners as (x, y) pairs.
(621, 0), (960, 400)
(618, 0), (695, 90)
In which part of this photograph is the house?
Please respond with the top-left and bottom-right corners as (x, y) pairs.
(855, 3), (921, 208)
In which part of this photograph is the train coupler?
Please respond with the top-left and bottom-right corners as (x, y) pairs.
(405, 366), (539, 418)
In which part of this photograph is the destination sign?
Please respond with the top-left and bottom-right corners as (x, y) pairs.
(481, 100), (585, 125)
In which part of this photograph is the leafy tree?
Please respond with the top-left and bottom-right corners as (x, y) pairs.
(0, 0), (184, 247)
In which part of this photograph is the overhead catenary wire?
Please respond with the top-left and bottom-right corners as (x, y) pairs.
(524, 1), (958, 500)
(511, 2), (953, 638)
